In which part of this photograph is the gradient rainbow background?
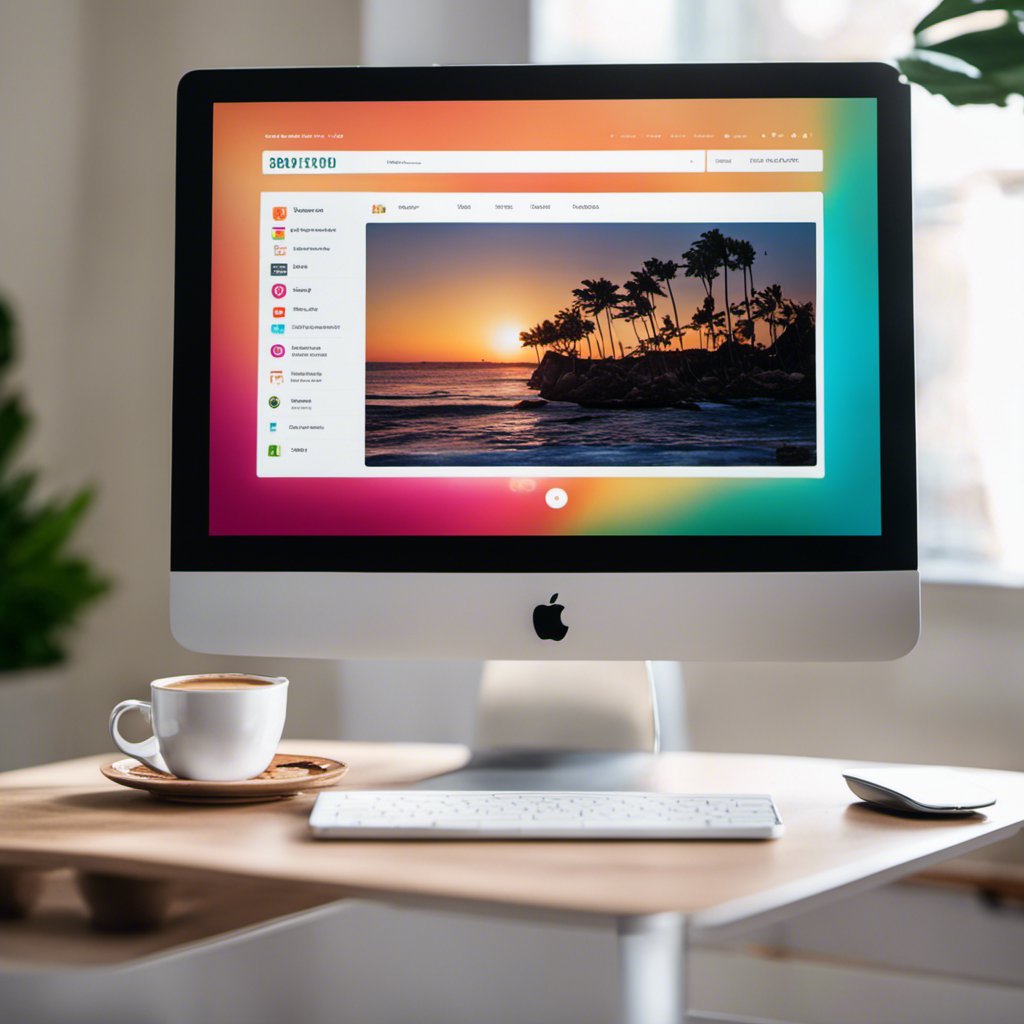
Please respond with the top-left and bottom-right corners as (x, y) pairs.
(209, 97), (879, 537)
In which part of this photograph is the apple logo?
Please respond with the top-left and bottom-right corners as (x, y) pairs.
(533, 593), (568, 641)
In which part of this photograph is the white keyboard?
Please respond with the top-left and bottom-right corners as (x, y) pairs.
(310, 791), (784, 840)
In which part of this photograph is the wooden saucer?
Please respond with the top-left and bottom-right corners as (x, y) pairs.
(100, 753), (348, 804)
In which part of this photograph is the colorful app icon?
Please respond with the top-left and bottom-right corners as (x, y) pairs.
(269, 396), (280, 409)
(271, 323), (285, 334)
(271, 283), (287, 299)
(371, 204), (386, 214)
(269, 371), (284, 386)
(270, 344), (286, 358)
(274, 245), (287, 256)
(268, 444), (282, 457)
(269, 422), (278, 432)
(271, 227), (285, 240)
(273, 306), (286, 318)
(270, 263), (288, 276)
(272, 207), (287, 221)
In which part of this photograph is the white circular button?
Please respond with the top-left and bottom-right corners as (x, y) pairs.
(545, 488), (568, 509)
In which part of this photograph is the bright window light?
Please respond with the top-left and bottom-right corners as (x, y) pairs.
(531, 0), (677, 64)
(530, 0), (1024, 583)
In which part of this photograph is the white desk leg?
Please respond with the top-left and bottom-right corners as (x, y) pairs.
(616, 912), (686, 1024)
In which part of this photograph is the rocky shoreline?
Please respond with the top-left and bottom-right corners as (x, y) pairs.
(518, 339), (817, 466)
(525, 342), (814, 410)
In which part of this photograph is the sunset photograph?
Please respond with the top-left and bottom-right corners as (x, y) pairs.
(365, 222), (817, 468)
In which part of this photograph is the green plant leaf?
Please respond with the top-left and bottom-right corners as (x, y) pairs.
(897, 54), (1015, 103)
(0, 295), (110, 671)
(915, 1), (1023, 35)
(924, 18), (1024, 71)
(0, 302), (12, 372)
(7, 491), (94, 568)
(0, 471), (37, 530)
(0, 395), (29, 470)
(991, 61), (1024, 87)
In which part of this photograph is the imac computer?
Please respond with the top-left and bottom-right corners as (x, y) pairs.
(171, 62), (919, 669)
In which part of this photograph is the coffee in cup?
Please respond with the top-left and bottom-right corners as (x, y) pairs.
(162, 677), (274, 691)
(109, 673), (288, 781)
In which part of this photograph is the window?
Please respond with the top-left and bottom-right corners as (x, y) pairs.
(532, 0), (1024, 583)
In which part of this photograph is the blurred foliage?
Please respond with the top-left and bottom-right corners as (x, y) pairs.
(899, 1), (1024, 106)
(0, 297), (109, 672)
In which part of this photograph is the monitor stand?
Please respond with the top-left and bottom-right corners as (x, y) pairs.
(411, 749), (661, 792)
(409, 660), (671, 793)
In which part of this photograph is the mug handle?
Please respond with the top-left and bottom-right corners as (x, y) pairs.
(109, 700), (169, 774)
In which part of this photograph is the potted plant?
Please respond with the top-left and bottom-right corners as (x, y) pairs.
(899, 1), (1024, 108)
(0, 296), (109, 771)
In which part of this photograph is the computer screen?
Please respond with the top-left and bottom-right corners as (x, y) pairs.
(172, 64), (918, 661)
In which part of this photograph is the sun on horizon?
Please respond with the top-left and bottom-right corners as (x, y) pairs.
(490, 324), (526, 359)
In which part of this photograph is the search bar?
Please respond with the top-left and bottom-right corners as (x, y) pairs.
(262, 150), (707, 174)
(707, 150), (823, 172)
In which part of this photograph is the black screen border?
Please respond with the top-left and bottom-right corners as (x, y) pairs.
(172, 62), (916, 573)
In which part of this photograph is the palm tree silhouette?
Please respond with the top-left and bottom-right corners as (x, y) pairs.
(519, 325), (543, 363)
(657, 314), (680, 362)
(594, 278), (625, 358)
(646, 258), (683, 348)
(687, 295), (716, 351)
(614, 286), (647, 350)
(618, 280), (661, 359)
(698, 229), (737, 360)
(555, 307), (593, 360)
(711, 308), (729, 349)
(776, 298), (815, 371)
(577, 311), (598, 360)
(535, 318), (576, 356)
(730, 239), (757, 345)
(580, 317), (597, 360)
(630, 266), (666, 339)
(782, 298), (815, 335)
(681, 243), (720, 349)
(570, 281), (604, 358)
(752, 283), (785, 349)
(730, 303), (754, 343)
(572, 278), (622, 359)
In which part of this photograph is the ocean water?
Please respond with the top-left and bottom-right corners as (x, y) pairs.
(365, 362), (816, 467)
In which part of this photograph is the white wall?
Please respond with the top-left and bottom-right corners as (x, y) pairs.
(687, 583), (1024, 771)
(0, 0), (363, 765)
(363, 0), (530, 65)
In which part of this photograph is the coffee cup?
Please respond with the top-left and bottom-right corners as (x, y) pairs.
(109, 674), (288, 781)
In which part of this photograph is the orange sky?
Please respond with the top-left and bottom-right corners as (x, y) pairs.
(365, 221), (816, 362)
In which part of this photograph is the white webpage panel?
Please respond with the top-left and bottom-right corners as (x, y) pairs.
(257, 192), (823, 479)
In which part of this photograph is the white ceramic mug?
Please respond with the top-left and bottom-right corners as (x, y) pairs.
(109, 674), (288, 781)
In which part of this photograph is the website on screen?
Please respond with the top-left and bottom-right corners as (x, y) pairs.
(256, 154), (823, 479)
(209, 96), (878, 538)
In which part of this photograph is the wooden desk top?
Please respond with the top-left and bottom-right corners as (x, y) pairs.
(2, 742), (1023, 938)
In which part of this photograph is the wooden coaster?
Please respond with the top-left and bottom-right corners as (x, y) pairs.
(100, 753), (348, 804)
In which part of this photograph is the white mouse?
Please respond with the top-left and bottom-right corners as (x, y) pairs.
(843, 767), (996, 815)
